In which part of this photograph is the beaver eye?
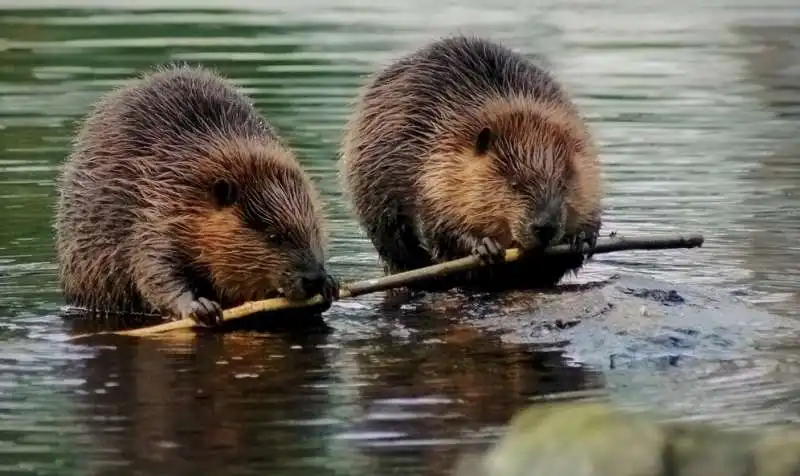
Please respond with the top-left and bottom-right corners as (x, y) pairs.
(267, 233), (284, 246)
(212, 179), (238, 208)
(509, 180), (524, 193)
(474, 127), (492, 156)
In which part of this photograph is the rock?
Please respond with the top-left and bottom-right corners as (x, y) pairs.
(453, 401), (800, 476)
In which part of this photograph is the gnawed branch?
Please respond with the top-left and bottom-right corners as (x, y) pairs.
(69, 233), (704, 339)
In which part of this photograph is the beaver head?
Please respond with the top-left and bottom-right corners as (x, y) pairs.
(187, 137), (330, 305)
(419, 97), (588, 251)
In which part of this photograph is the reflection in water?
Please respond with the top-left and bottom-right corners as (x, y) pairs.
(731, 23), (800, 314)
(75, 334), (340, 475)
(72, 325), (599, 475)
(0, 1), (799, 475)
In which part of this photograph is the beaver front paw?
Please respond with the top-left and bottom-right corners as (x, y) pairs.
(176, 293), (223, 327)
(472, 237), (506, 265)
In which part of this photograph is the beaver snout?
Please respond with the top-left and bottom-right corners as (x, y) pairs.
(298, 265), (327, 297)
(518, 201), (565, 249)
(284, 261), (339, 304)
(530, 223), (558, 247)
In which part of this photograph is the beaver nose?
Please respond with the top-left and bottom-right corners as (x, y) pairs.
(298, 264), (327, 296)
(531, 224), (557, 247)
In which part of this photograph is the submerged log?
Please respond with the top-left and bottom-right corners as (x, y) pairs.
(70, 232), (704, 339)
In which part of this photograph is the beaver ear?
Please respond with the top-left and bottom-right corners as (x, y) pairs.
(474, 127), (492, 156)
(212, 179), (238, 208)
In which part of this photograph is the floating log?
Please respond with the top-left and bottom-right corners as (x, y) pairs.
(69, 232), (704, 339)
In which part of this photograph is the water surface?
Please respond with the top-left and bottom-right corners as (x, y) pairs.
(1, 1), (800, 474)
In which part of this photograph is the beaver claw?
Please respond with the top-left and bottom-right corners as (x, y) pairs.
(472, 237), (506, 265)
(179, 296), (223, 327)
(569, 230), (599, 259)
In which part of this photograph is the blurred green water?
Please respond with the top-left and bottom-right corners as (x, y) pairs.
(1, 1), (800, 475)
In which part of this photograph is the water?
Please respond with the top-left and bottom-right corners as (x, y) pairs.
(1, 1), (800, 474)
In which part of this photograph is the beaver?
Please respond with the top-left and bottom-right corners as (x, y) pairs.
(55, 64), (339, 327)
(340, 35), (604, 291)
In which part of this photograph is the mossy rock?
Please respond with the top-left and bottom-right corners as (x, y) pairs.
(454, 401), (800, 476)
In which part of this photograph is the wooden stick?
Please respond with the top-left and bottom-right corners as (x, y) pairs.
(69, 233), (704, 339)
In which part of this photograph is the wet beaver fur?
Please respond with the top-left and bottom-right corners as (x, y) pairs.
(340, 35), (604, 291)
(55, 64), (339, 327)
